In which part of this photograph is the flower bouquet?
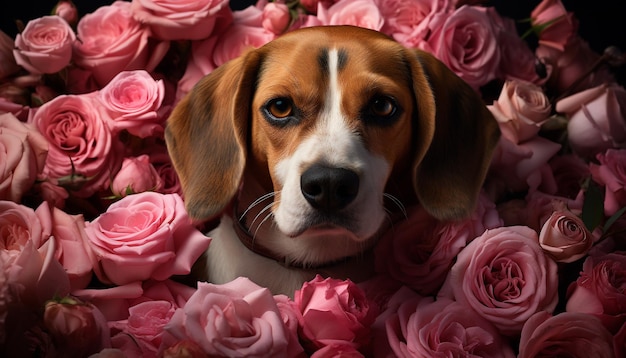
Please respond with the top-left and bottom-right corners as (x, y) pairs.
(1, 0), (625, 356)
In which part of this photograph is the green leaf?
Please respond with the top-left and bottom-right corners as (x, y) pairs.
(582, 179), (605, 231)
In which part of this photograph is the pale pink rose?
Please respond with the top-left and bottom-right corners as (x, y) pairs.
(0, 31), (20, 79)
(386, 296), (514, 357)
(43, 297), (111, 356)
(13, 16), (75, 75)
(274, 295), (306, 357)
(557, 83), (626, 158)
(420, 6), (501, 89)
(518, 311), (613, 358)
(439, 226), (559, 335)
(0, 112), (48, 202)
(488, 80), (552, 144)
(590, 149), (626, 216)
(317, 0), (385, 30)
(111, 155), (162, 197)
(84, 192), (210, 285)
(99, 70), (165, 138)
(550, 153), (590, 199)
(53, 1), (79, 27)
(131, 0), (231, 40)
(39, 179), (69, 209)
(376, 0), (453, 48)
(566, 252), (626, 334)
(538, 205), (593, 263)
(29, 93), (123, 197)
(262, 2), (291, 35)
(162, 277), (289, 356)
(73, 1), (170, 87)
(530, 0), (577, 51)
(294, 275), (376, 351)
(73, 282), (144, 321)
(375, 194), (502, 295)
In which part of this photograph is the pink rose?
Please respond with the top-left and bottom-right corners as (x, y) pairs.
(538, 205), (593, 263)
(557, 83), (626, 158)
(130, 0), (231, 40)
(53, 1), (79, 27)
(300, 0), (338, 14)
(311, 342), (364, 358)
(84, 192), (210, 285)
(566, 252), (626, 333)
(386, 296), (514, 357)
(39, 179), (70, 209)
(111, 155), (162, 197)
(43, 297), (111, 356)
(496, 19), (544, 84)
(73, 282), (144, 322)
(488, 80), (552, 144)
(375, 194), (502, 295)
(13, 15), (75, 75)
(72, 1), (169, 87)
(0, 30), (20, 79)
(162, 277), (290, 356)
(590, 149), (626, 216)
(530, 0), (577, 51)
(149, 149), (183, 196)
(440, 226), (559, 335)
(29, 93), (123, 197)
(317, 0), (385, 30)
(274, 295), (306, 357)
(99, 70), (166, 138)
(518, 311), (613, 358)
(524, 191), (584, 232)
(294, 275), (376, 352)
(420, 6), (501, 89)
(161, 340), (205, 358)
(262, 2), (291, 35)
(0, 112), (48, 202)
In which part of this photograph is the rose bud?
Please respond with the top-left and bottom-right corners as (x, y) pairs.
(53, 1), (79, 27)
(538, 207), (593, 263)
(111, 155), (162, 197)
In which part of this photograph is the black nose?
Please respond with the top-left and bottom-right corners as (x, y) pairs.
(300, 165), (360, 212)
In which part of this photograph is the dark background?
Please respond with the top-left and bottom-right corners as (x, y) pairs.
(2, 0), (625, 85)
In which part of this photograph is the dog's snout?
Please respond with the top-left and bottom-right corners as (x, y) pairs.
(300, 165), (359, 212)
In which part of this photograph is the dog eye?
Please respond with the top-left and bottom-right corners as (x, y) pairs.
(265, 98), (294, 119)
(369, 96), (397, 118)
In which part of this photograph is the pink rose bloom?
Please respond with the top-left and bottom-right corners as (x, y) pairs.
(43, 297), (111, 357)
(40, 179), (70, 209)
(131, 0), (231, 40)
(439, 226), (559, 335)
(29, 93), (123, 197)
(53, 1), (79, 27)
(566, 252), (626, 334)
(538, 205), (593, 263)
(311, 342), (364, 358)
(111, 155), (163, 197)
(73, 1), (169, 87)
(13, 15), (75, 75)
(162, 277), (289, 356)
(488, 80), (552, 144)
(420, 6), (501, 89)
(518, 311), (613, 358)
(0, 112), (48, 202)
(557, 83), (626, 158)
(530, 0), (577, 51)
(294, 275), (376, 351)
(150, 150), (183, 196)
(99, 70), (165, 138)
(317, 0), (385, 31)
(375, 194), (502, 295)
(84, 192), (210, 286)
(0, 30), (20, 79)
(590, 149), (626, 216)
(262, 2), (291, 35)
(524, 191), (584, 232)
(274, 295), (306, 357)
(386, 296), (514, 357)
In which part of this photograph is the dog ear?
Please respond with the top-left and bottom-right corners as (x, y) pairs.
(165, 50), (263, 220)
(407, 49), (500, 221)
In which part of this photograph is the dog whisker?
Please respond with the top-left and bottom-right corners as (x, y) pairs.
(240, 192), (276, 221)
(383, 193), (408, 218)
(249, 201), (276, 233)
(253, 206), (278, 241)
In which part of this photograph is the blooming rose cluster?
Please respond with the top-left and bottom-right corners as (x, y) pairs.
(1, 0), (626, 356)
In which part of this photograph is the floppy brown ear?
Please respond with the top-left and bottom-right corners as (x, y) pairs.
(407, 49), (500, 220)
(165, 50), (263, 220)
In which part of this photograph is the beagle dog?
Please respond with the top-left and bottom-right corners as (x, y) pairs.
(165, 25), (500, 295)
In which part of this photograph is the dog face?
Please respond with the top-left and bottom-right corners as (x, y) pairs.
(165, 25), (500, 266)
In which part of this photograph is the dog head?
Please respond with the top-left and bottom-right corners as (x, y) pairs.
(165, 25), (500, 265)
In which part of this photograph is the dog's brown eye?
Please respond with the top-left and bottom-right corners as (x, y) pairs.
(369, 96), (397, 118)
(266, 98), (293, 119)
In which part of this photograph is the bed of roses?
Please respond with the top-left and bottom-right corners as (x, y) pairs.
(1, 0), (626, 356)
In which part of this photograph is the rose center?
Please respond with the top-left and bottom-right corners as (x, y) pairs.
(482, 258), (525, 304)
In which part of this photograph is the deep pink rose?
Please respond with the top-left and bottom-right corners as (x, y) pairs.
(566, 252), (626, 334)
(111, 155), (163, 197)
(518, 311), (613, 358)
(29, 93), (123, 197)
(84, 192), (210, 285)
(557, 83), (626, 159)
(43, 297), (111, 356)
(488, 80), (552, 144)
(73, 1), (169, 87)
(300, 0), (338, 14)
(440, 226), (559, 335)
(13, 15), (75, 75)
(99, 70), (165, 138)
(386, 296), (514, 357)
(530, 0), (577, 51)
(262, 2), (291, 35)
(0, 30), (20, 79)
(53, 1), (79, 27)
(162, 277), (289, 356)
(420, 5), (501, 89)
(130, 0), (231, 40)
(317, 0), (385, 31)
(590, 149), (626, 216)
(375, 194), (501, 295)
(0, 112), (48, 202)
(294, 275), (376, 352)
(538, 205), (593, 263)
